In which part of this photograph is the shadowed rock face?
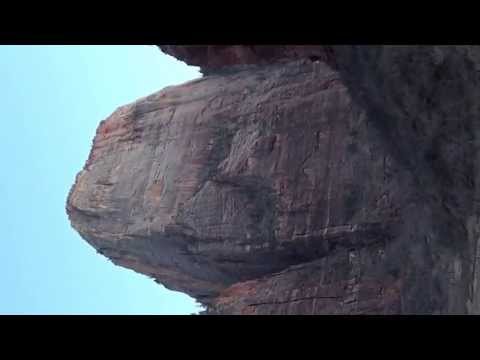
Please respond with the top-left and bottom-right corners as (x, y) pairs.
(68, 46), (480, 314)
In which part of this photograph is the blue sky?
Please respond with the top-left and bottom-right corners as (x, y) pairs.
(0, 45), (201, 314)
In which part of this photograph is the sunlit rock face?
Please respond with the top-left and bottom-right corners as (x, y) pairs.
(68, 45), (480, 314)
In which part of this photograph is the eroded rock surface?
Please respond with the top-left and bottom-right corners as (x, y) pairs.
(67, 46), (480, 314)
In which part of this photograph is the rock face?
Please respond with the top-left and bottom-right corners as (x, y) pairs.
(159, 45), (336, 75)
(67, 46), (480, 314)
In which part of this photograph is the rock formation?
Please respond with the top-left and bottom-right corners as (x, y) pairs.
(67, 46), (480, 314)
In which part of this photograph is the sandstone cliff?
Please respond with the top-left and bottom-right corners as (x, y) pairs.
(67, 46), (480, 314)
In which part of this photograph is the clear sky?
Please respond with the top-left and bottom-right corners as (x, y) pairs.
(0, 45), (202, 314)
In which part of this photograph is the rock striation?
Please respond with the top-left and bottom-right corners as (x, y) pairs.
(67, 46), (480, 314)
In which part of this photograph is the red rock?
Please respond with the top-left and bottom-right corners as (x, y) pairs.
(159, 45), (336, 74)
(67, 46), (480, 314)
